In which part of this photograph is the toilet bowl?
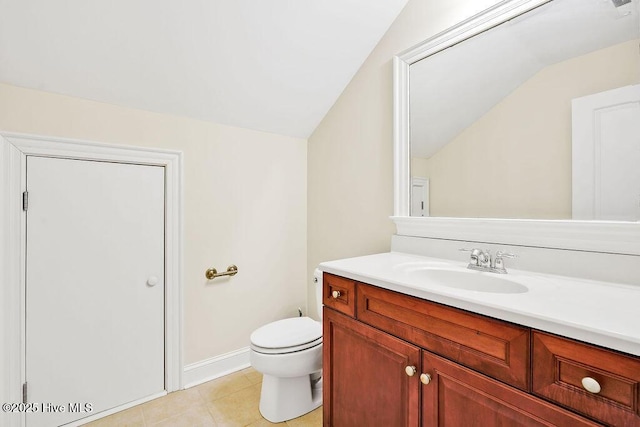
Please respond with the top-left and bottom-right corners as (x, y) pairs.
(249, 269), (324, 423)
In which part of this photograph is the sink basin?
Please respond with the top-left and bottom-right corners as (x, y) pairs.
(406, 267), (528, 294)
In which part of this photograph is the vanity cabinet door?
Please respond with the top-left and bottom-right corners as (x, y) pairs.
(323, 307), (420, 427)
(421, 351), (600, 427)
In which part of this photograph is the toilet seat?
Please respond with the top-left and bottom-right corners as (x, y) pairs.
(250, 317), (322, 354)
(251, 338), (322, 355)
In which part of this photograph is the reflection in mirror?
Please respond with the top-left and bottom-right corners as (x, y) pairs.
(409, 0), (640, 220)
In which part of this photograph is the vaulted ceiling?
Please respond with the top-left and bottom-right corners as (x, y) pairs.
(0, 0), (408, 138)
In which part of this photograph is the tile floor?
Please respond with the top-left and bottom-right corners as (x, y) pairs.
(83, 368), (322, 426)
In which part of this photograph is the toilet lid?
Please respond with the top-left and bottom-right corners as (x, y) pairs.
(250, 317), (321, 349)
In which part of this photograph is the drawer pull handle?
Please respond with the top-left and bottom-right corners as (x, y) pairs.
(581, 377), (601, 394)
(405, 366), (417, 377)
(420, 373), (432, 385)
(332, 290), (341, 299)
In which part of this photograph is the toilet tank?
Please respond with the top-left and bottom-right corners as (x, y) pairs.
(314, 269), (323, 321)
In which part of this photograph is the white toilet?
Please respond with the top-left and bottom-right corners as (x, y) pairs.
(249, 269), (323, 423)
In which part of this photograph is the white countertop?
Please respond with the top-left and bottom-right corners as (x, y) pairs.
(319, 252), (640, 356)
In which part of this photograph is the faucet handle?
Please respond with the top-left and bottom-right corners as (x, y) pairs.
(459, 248), (482, 266)
(493, 251), (517, 272)
(495, 251), (517, 259)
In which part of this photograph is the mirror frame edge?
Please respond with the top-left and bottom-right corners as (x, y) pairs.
(392, 0), (640, 256)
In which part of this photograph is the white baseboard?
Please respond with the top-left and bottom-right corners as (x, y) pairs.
(182, 347), (251, 389)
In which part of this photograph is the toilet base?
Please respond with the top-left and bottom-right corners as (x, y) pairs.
(258, 371), (322, 423)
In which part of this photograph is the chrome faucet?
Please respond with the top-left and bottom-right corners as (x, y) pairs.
(460, 248), (516, 274)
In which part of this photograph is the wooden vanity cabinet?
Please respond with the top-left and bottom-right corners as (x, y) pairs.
(323, 308), (420, 426)
(532, 332), (640, 427)
(323, 273), (639, 426)
(421, 350), (599, 426)
(323, 273), (356, 318)
(357, 282), (530, 391)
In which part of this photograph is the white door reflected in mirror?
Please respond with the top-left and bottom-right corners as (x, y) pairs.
(411, 177), (429, 217)
(572, 84), (640, 222)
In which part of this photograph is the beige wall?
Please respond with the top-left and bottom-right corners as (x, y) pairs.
(0, 83), (307, 365)
(420, 40), (640, 219)
(307, 0), (502, 318)
(410, 157), (430, 180)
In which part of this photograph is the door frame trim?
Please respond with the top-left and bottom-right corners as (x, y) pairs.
(0, 132), (184, 425)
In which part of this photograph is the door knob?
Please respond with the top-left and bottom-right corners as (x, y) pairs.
(147, 276), (159, 287)
(405, 366), (417, 377)
(332, 290), (341, 299)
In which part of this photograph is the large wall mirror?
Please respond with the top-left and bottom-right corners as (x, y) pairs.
(393, 0), (640, 254)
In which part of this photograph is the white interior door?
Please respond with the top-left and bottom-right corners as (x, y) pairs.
(410, 177), (429, 217)
(25, 156), (165, 426)
(572, 84), (640, 221)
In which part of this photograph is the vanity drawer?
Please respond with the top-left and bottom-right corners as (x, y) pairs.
(532, 332), (640, 427)
(356, 283), (530, 390)
(323, 273), (356, 318)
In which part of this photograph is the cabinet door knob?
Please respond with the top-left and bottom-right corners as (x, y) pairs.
(332, 290), (341, 299)
(405, 366), (417, 377)
(420, 373), (432, 385)
(581, 377), (601, 394)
